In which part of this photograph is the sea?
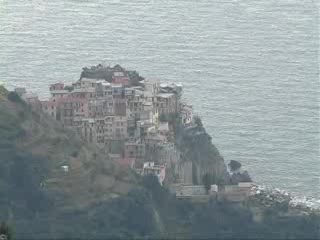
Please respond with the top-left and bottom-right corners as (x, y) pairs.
(0, 0), (319, 207)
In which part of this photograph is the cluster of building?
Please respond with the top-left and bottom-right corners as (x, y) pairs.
(14, 65), (253, 202)
(15, 65), (193, 186)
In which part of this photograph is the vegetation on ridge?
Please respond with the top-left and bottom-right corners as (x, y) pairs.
(0, 89), (137, 237)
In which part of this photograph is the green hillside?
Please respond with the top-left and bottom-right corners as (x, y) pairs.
(0, 87), (137, 227)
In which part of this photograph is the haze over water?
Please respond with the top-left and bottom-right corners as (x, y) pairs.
(0, 0), (319, 199)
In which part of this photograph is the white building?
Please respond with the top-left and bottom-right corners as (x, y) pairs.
(142, 162), (166, 186)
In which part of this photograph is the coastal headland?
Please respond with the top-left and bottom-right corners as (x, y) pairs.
(0, 64), (319, 239)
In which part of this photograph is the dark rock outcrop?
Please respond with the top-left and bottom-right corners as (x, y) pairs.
(175, 118), (231, 185)
(230, 170), (252, 184)
(80, 64), (144, 86)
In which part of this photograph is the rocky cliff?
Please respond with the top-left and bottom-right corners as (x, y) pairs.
(172, 112), (255, 186)
(175, 117), (230, 185)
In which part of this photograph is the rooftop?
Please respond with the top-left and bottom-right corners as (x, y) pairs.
(72, 87), (96, 93)
(158, 122), (169, 132)
(101, 82), (111, 86)
(50, 89), (69, 94)
(80, 78), (99, 83)
(113, 72), (125, 77)
(143, 162), (165, 170)
(111, 83), (123, 88)
(156, 93), (175, 98)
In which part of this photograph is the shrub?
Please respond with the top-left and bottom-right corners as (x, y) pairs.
(64, 86), (74, 92)
(202, 173), (213, 193)
(0, 86), (7, 98)
(194, 116), (203, 128)
(71, 151), (78, 158)
(228, 160), (242, 172)
(159, 113), (167, 122)
(7, 92), (23, 104)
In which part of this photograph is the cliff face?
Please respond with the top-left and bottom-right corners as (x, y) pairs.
(174, 117), (230, 185)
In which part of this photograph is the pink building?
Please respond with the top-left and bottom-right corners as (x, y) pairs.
(58, 96), (89, 126)
(112, 72), (130, 86)
(50, 83), (64, 91)
(41, 100), (57, 119)
(118, 157), (136, 169)
(113, 98), (127, 116)
(70, 87), (96, 100)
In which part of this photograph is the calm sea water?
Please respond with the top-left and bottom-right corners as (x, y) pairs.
(0, 0), (319, 199)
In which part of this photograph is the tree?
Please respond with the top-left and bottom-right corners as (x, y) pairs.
(228, 160), (241, 172)
(7, 92), (23, 104)
(194, 116), (203, 128)
(64, 86), (74, 92)
(142, 175), (166, 205)
(159, 113), (167, 122)
(202, 173), (212, 194)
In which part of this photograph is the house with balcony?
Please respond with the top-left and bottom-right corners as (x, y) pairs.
(77, 118), (98, 144)
(181, 104), (193, 127)
(155, 93), (178, 115)
(113, 116), (128, 140)
(111, 84), (124, 99)
(127, 93), (144, 120)
(112, 71), (130, 86)
(41, 99), (57, 119)
(124, 141), (146, 160)
(50, 83), (64, 91)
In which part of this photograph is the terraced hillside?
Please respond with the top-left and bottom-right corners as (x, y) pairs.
(0, 86), (136, 215)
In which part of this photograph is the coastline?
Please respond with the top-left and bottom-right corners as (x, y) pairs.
(2, 64), (319, 210)
(251, 184), (320, 211)
(1, 70), (320, 238)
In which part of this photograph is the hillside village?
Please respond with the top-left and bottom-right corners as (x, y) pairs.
(14, 64), (253, 202)
(1, 66), (319, 239)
